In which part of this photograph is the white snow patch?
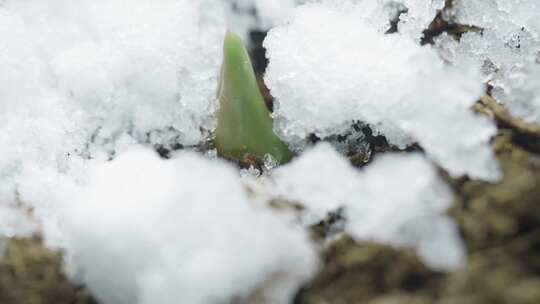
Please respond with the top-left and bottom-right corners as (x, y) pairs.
(0, 0), (230, 256)
(224, 0), (301, 35)
(264, 2), (501, 181)
(224, 0), (445, 41)
(0, 10), (76, 201)
(56, 147), (317, 304)
(0, 0), (226, 206)
(501, 64), (540, 125)
(396, 0), (446, 41)
(269, 143), (465, 270)
(436, 0), (540, 125)
(270, 144), (358, 226)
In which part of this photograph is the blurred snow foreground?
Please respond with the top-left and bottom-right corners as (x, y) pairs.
(0, 0), (537, 302)
(267, 143), (465, 271)
(58, 147), (318, 304)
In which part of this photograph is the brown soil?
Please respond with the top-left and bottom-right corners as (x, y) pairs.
(295, 99), (540, 304)
(0, 237), (96, 304)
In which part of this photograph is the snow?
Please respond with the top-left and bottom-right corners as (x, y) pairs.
(436, 0), (540, 125)
(395, 0), (445, 40)
(0, 0), (225, 178)
(270, 144), (358, 225)
(502, 64), (540, 125)
(269, 143), (465, 270)
(225, 0), (301, 35)
(55, 147), (317, 304)
(264, 2), (501, 181)
(0, 10), (75, 192)
(0, 0), (512, 298)
(0, 0), (227, 219)
(225, 0), (446, 42)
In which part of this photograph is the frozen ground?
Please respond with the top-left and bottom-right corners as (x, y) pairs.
(0, 0), (539, 303)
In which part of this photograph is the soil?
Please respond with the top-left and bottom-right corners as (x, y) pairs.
(295, 127), (540, 304)
(0, 237), (97, 304)
(291, 89), (540, 304)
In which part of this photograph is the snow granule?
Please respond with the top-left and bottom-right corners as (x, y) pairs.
(501, 64), (540, 125)
(270, 143), (465, 270)
(264, 2), (501, 181)
(57, 146), (317, 304)
(0, 0), (227, 205)
(0, 0), (225, 175)
(0, 0), (511, 295)
(225, 0), (446, 41)
(0, 10), (75, 203)
(394, 0), (445, 41)
(436, 0), (540, 125)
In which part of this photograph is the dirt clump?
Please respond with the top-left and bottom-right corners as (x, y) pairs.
(294, 235), (443, 304)
(296, 128), (540, 304)
(0, 237), (96, 304)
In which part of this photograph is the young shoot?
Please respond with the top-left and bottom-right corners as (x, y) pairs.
(214, 31), (292, 165)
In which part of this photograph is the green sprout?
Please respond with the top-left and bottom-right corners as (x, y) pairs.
(214, 31), (292, 164)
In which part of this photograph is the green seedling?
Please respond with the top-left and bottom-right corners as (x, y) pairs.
(214, 31), (292, 164)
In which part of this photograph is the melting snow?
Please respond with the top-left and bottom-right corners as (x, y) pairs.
(0, 0), (227, 240)
(0, 0), (527, 299)
(269, 143), (465, 270)
(0, 0), (225, 197)
(264, 2), (501, 181)
(56, 147), (317, 304)
(435, 0), (540, 125)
